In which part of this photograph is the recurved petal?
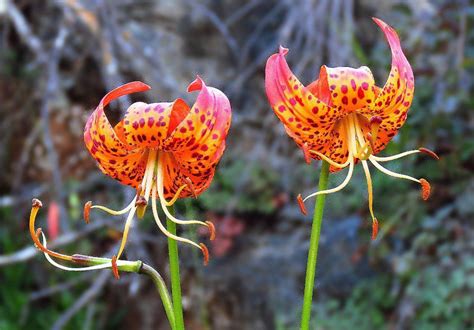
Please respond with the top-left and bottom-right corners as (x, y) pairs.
(164, 77), (231, 196)
(84, 81), (151, 187)
(318, 65), (378, 113)
(370, 18), (415, 153)
(265, 46), (341, 154)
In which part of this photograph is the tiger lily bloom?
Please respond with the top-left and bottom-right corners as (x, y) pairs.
(265, 18), (438, 239)
(30, 77), (231, 275)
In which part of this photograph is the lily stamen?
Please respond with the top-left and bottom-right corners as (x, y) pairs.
(184, 177), (198, 198)
(115, 206), (137, 260)
(30, 199), (73, 262)
(297, 194), (308, 215)
(371, 147), (439, 162)
(88, 199), (135, 217)
(369, 158), (431, 200)
(111, 256), (120, 279)
(309, 150), (351, 168)
(418, 147), (440, 160)
(151, 186), (209, 265)
(361, 160), (379, 240)
(135, 196), (148, 219)
(156, 153), (215, 237)
(84, 201), (92, 223)
(163, 184), (189, 207)
(371, 149), (422, 162)
(143, 149), (158, 202)
(369, 157), (421, 183)
(302, 160), (355, 202)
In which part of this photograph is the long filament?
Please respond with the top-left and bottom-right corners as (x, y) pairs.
(115, 206), (137, 260)
(370, 150), (420, 162)
(309, 150), (351, 168)
(143, 149), (158, 202)
(163, 184), (188, 207)
(29, 202), (73, 262)
(156, 154), (209, 228)
(91, 199), (135, 216)
(40, 232), (114, 272)
(352, 116), (371, 159)
(303, 160), (355, 202)
(369, 157), (420, 183)
(151, 186), (202, 250)
(361, 160), (376, 221)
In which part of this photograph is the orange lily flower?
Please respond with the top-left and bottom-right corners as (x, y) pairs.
(265, 18), (438, 239)
(30, 77), (231, 274)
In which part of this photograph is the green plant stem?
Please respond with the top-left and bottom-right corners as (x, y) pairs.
(70, 255), (176, 329)
(167, 207), (185, 330)
(139, 263), (176, 329)
(300, 160), (330, 330)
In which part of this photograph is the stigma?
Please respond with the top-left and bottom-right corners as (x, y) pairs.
(301, 113), (438, 240)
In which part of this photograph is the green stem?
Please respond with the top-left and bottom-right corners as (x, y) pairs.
(167, 207), (185, 330)
(139, 263), (176, 330)
(300, 160), (330, 330)
(70, 255), (176, 329)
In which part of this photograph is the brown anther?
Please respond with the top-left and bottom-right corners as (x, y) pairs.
(32, 198), (43, 208)
(297, 194), (307, 215)
(185, 177), (197, 198)
(371, 218), (379, 241)
(83, 201), (92, 224)
(136, 184), (143, 197)
(135, 196), (147, 207)
(199, 243), (210, 266)
(418, 147), (440, 160)
(135, 196), (148, 219)
(302, 143), (312, 164)
(419, 178), (431, 201)
(205, 221), (216, 241)
(111, 255), (120, 279)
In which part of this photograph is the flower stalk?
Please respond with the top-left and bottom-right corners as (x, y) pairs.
(167, 206), (186, 330)
(300, 160), (330, 330)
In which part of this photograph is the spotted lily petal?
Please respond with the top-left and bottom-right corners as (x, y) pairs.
(84, 82), (151, 188)
(370, 17), (415, 153)
(265, 46), (342, 155)
(164, 77), (232, 196)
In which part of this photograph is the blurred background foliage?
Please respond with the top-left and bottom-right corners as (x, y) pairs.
(0, 0), (473, 329)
